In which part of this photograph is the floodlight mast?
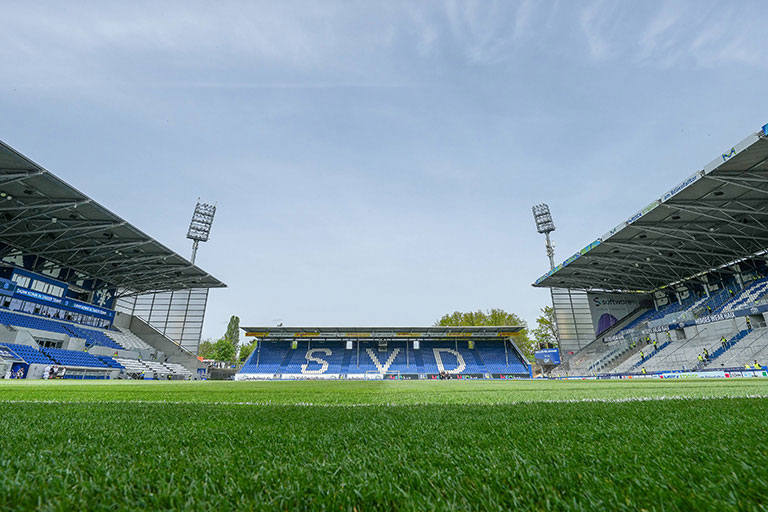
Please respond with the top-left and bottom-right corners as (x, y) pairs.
(532, 203), (556, 270)
(186, 199), (217, 264)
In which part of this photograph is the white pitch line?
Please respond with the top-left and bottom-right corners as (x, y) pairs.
(1, 394), (768, 407)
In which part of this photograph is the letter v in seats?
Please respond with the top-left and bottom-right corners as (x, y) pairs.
(366, 348), (400, 373)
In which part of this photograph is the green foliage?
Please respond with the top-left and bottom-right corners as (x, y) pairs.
(212, 336), (236, 363)
(238, 340), (258, 364)
(532, 305), (558, 349)
(197, 338), (216, 359)
(0, 380), (767, 510)
(224, 315), (240, 351)
(435, 308), (534, 360)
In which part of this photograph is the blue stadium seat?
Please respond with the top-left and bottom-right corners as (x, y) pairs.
(0, 343), (56, 365)
(240, 339), (528, 377)
(0, 309), (123, 350)
(40, 348), (109, 368)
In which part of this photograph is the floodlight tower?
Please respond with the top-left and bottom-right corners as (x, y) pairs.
(532, 203), (556, 270)
(187, 199), (217, 264)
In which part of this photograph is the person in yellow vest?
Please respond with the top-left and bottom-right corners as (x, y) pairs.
(641, 367), (647, 375)
(720, 336), (727, 349)
(746, 317), (752, 330)
(653, 340), (658, 351)
(640, 350), (644, 360)
(745, 362), (752, 370)
(698, 354), (704, 365)
(754, 360), (762, 370)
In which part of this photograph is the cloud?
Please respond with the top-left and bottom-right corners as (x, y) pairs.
(579, 0), (617, 61)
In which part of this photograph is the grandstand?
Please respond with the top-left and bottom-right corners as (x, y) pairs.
(0, 139), (225, 379)
(237, 327), (531, 379)
(536, 122), (768, 377)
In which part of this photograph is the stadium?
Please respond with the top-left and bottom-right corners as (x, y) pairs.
(3, 4), (768, 510)
(3, 122), (768, 509)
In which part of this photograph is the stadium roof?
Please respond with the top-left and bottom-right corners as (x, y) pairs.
(534, 123), (768, 293)
(242, 326), (524, 339)
(0, 139), (225, 295)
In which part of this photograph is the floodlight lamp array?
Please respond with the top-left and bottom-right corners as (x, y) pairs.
(532, 203), (555, 234)
(186, 201), (216, 242)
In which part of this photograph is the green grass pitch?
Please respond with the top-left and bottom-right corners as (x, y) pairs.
(1, 379), (767, 511)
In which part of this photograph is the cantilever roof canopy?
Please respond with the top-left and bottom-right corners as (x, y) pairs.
(534, 124), (768, 293)
(0, 139), (225, 295)
(242, 326), (524, 339)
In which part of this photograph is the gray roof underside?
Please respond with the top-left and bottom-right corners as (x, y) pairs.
(534, 126), (768, 293)
(0, 139), (225, 294)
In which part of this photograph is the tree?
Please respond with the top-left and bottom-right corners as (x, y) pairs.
(238, 339), (258, 364)
(197, 338), (217, 359)
(224, 315), (240, 352)
(212, 336), (236, 363)
(435, 308), (535, 360)
(532, 306), (559, 350)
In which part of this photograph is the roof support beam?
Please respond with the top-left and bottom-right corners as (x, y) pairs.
(0, 169), (44, 186)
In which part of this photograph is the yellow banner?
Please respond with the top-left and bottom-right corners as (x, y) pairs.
(245, 332), (269, 337)
(396, 332), (423, 337)
(498, 332), (519, 337)
(446, 333), (472, 337)
(344, 332), (372, 337)
(294, 332), (320, 337)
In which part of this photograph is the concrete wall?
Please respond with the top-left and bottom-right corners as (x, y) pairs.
(127, 315), (200, 370)
(87, 345), (140, 360)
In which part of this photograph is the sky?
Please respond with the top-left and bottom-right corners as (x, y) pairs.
(1, 0), (767, 341)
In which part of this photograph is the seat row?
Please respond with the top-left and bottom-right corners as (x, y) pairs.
(240, 340), (528, 376)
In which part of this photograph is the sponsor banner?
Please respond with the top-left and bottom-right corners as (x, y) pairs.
(345, 332), (372, 337)
(661, 172), (702, 203)
(497, 332), (519, 337)
(534, 348), (561, 365)
(562, 253), (580, 267)
(279, 373), (340, 380)
(446, 332), (472, 337)
(624, 302), (768, 336)
(703, 133), (760, 174)
(293, 332), (320, 337)
(13, 287), (114, 320)
(627, 200), (660, 225)
(395, 332), (422, 337)
(601, 222), (626, 242)
(588, 292), (644, 336)
(580, 239), (601, 255)
(603, 333), (627, 343)
(0, 277), (17, 297)
(695, 311), (736, 325)
(245, 332), (269, 337)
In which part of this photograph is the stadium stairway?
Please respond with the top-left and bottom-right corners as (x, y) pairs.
(630, 341), (672, 370)
(97, 355), (126, 370)
(702, 330), (749, 368)
(413, 348), (425, 373)
(0, 343), (55, 365)
(340, 348), (353, 373)
(470, 350), (487, 374)
(713, 329), (768, 368)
